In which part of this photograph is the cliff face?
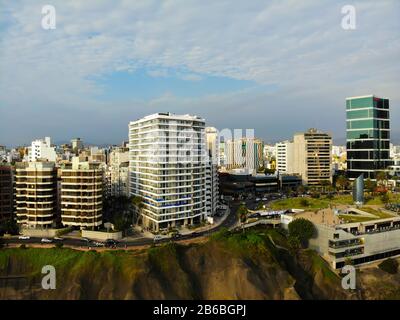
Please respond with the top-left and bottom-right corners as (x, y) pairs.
(0, 229), (394, 300)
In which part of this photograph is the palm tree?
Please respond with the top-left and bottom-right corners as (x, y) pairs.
(237, 203), (248, 224)
(131, 196), (145, 226)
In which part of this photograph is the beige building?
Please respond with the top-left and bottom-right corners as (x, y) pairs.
(60, 157), (103, 229)
(292, 128), (332, 186)
(15, 162), (58, 229)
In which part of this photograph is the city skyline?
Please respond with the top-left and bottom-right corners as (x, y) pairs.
(1, 1), (399, 146)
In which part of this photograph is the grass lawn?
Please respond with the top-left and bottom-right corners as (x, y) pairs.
(270, 197), (329, 210)
(270, 194), (396, 211)
(338, 215), (375, 223)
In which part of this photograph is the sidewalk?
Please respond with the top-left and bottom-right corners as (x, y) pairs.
(130, 206), (231, 239)
(180, 207), (231, 235)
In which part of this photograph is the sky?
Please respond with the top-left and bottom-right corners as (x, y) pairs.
(0, 0), (399, 147)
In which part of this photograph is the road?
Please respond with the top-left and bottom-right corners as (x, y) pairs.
(2, 204), (238, 249)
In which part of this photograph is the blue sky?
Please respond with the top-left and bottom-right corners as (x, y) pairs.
(94, 68), (257, 101)
(0, 0), (399, 146)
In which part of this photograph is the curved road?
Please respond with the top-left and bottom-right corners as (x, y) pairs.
(1, 205), (238, 249)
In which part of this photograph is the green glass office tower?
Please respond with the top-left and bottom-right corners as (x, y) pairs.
(346, 95), (392, 179)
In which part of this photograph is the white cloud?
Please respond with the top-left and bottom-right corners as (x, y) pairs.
(0, 0), (399, 145)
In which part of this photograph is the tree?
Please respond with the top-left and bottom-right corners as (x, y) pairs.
(288, 218), (315, 247)
(319, 180), (331, 193)
(336, 175), (349, 193)
(376, 171), (388, 187)
(381, 192), (390, 204)
(364, 178), (376, 195)
(131, 196), (145, 225)
(297, 185), (306, 195)
(237, 203), (248, 223)
(0, 218), (19, 236)
(256, 202), (265, 210)
(288, 235), (301, 255)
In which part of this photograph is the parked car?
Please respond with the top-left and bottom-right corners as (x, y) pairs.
(171, 233), (181, 239)
(41, 238), (53, 243)
(153, 235), (164, 242)
(105, 239), (119, 247)
(93, 241), (105, 247)
(18, 235), (30, 240)
(53, 237), (64, 241)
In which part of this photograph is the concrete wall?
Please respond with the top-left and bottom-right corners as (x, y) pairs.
(21, 228), (59, 237)
(81, 230), (122, 241)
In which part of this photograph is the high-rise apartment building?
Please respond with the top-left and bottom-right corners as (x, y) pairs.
(106, 146), (129, 197)
(205, 127), (219, 217)
(129, 113), (207, 231)
(60, 157), (103, 229)
(225, 138), (264, 172)
(28, 137), (57, 162)
(346, 95), (391, 179)
(15, 162), (58, 228)
(275, 140), (294, 174)
(0, 165), (13, 223)
(292, 128), (332, 186)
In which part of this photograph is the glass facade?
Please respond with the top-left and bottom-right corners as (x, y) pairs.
(346, 95), (392, 179)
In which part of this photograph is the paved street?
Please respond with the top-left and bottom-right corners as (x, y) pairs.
(2, 204), (238, 249)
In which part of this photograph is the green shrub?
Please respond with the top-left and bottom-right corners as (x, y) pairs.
(299, 199), (309, 207)
(378, 258), (398, 274)
(55, 242), (64, 249)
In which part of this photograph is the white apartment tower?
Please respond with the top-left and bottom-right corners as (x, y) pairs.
(28, 137), (57, 162)
(275, 140), (294, 174)
(205, 127), (219, 217)
(129, 113), (207, 231)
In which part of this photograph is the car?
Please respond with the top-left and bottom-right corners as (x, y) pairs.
(53, 237), (64, 241)
(255, 198), (261, 201)
(191, 232), (200, 237)
(105, 239), (119, 247)
(81, 237), (90, 242)
(171, 233), (181, 239)
(262, 197), (268, 201)
(93, 241), (105, 247)
(18, 235), (30, 240)
(153, 235), (164, 242)
(41, 238), (53, 243)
